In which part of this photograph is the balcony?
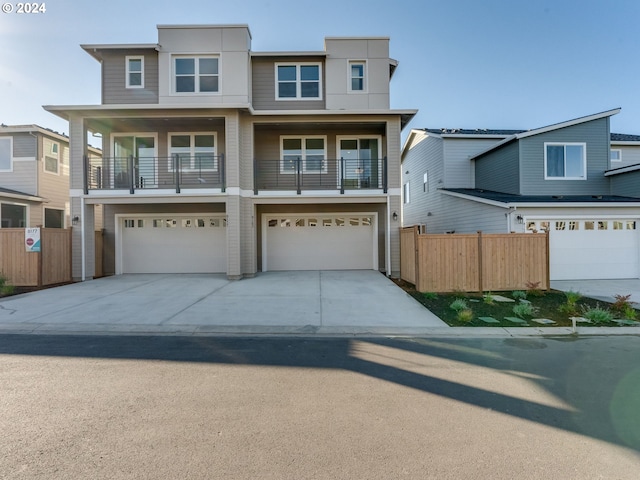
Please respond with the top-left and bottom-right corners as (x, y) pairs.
(84, 155), (225, 193)
(254, 157), (387, 194)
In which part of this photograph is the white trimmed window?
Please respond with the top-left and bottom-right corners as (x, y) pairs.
(126, 56), (144, 88)
(173, 56), (219, 94)
(0, 203), (26, 228)
(0, 137), (12, 171)
(403, 181), (410, 204)
(611, 149), (622, 162)
(276, 63), (321, 100)
(280, 136), (326, 174)
(349, 61), (366, 92)
(544, 143), (586, 180)
(423, 172), (428, 192)
(44, 139), (59, 174)
(169, 133), (217, 171)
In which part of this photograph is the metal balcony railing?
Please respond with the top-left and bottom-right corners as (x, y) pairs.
(84, 154), (225, 194)
(254, 157), (387, 194)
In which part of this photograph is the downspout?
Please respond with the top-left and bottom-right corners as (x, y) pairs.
(81, 196), (86, 281)
(386, 199), (391, 276)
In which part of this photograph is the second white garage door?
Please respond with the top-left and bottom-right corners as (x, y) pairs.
(119, 215), (227, 274)
(532, 219), (639, 280)
(263, 214), (377, 271)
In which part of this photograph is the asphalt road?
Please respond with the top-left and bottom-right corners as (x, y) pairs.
(1, 334), (639, 479)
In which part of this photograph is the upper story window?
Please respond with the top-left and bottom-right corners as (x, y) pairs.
(0, 137), (12, 171)
(611, 149), (622, 162)
(403, 181), (410, 204)
(169, 133), (217, 171)
(173, 56), (219, 94)
(280, 136), (326, 173)
(544, 143), (586, 180)
(126, 56), (144, 88)
(44, 139), (59, 174)
(349, 61), (366, 92)
(276, 63), (321, 100)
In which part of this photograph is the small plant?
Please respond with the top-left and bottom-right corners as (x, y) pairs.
(525, 281), (544, 297)
(513, 302), (537, 319)
(449, 298), (468, 312)
(564, 290), (582, 306)
(457, 308), (474, 323)
(581, 304), (614, 324)
(622, 305), (637, 320)
(422, 292), (438, 300)
(1, 284), (15, 296)
(482, 292), (495, 305)
(558, 290), (582, 316)
(512, 290), (527, 301)
(612, 294), (636, 315)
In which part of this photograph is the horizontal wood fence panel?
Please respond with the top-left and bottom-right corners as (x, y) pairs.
(400, 231), (549, 293)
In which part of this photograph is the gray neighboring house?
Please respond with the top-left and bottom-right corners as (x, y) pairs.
(401, 108), (640, 281)
(0, 124), (101, 229)
(45, 24), (417, 281)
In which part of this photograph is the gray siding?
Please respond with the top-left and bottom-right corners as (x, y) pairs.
(251, 57), (325, 110)
(433, 194), (508, 234)
(519, 117), (610, 195)
(610, 170), (640, 198)
(11, 133), (37, 157)
(401, 134), (443, 227)
(444, 137), (503, 188)
(102, 50), (159, 104)
(474, 141), (520, 194)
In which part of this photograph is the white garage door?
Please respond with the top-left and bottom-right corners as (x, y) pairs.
(120, 215), (227, 274)
(263, 214), (377, 271)
(534, 219), (639, 280)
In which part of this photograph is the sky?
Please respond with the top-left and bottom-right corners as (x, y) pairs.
(1, 0), (639, 147)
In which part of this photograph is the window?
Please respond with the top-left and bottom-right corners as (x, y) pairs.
(44, 208), (64, 228)
(423, 172), (428, 192)
(174, 56), (219, 93)
(349, 61), (366, 92)
(280, 136), (326, 173)
(544, 143), (586, 179)
(403, 181), (410, 204)
(44, 139), (59, 174)
(276, 63), (321, 100)
(1, 203), (26, 228)
(0, 137), (12, 171)
(126, 56), (144, 88)
(611, 149), (622, 162)
(169, 133), (217, 171)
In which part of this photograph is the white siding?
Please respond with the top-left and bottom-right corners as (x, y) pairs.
(612, 145), (640, 169)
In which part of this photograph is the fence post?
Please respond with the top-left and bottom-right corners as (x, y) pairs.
(413, 225), (420, 292)
(477, 231), (483, 293)
(37, 229), (43, 288)
(545, 230), (550, 291)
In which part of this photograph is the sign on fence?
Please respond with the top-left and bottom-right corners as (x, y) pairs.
(25, 227), (41, 252)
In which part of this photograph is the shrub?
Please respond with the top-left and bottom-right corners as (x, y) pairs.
(525, 281), (544, 297)
(558, 302), (579, 316)
(612, 294), (635, 315)
(1, 284), (14, 296)
(457, 308), (474, 323)
(450, 298), (468, 312)
(513, 302), (537, 319)
(564, 290), (582, 306)
(581, 304), (614, 324)
(482, 292), (494, 305)
(623, 305), (637, 320)
(511, 290), (527, 301)
(422, 292), (438, 300)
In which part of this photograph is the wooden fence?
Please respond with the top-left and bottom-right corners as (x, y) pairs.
(400, 226), (550, 293)
(0, 228), (72, 287)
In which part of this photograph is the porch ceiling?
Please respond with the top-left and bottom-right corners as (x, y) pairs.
(87, 117), (226, 134)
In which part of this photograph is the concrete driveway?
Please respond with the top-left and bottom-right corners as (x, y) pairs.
(0, 271), (447, 336)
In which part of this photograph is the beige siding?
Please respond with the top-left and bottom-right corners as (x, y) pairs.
(39, 136), (70, 227)
(0, 159), (37, 195)
(102, 49), (159, 104)
(251, 57), (326, 110)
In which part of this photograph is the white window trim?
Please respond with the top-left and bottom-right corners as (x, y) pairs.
(348, 60), (367, 93)
(403, 181), (410, 204)
(0, 201), (28, 228)
(171, 55), (221, 95)
(0, 137), (13, 172)
(611, 148), (622, 162)
(168, 132), (218, 172)
(275, 62), (323, 101)
(126, 55), (144, 89)
(544, 142), (587, 180)
(280, 135), (327, 174)
(44, 140), (60, 175)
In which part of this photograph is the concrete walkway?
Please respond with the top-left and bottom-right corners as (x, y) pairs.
(0, 271), (638, 337)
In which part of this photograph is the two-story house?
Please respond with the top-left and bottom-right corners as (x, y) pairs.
(0, 124), (101, 229)
(44, 24), (416, 280)
(401, 108), (640, 281)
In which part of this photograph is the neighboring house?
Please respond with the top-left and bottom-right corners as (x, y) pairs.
(45, 24), (417, 280)
(0, 124), (101, 229)
(401, 108), (640, 281)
